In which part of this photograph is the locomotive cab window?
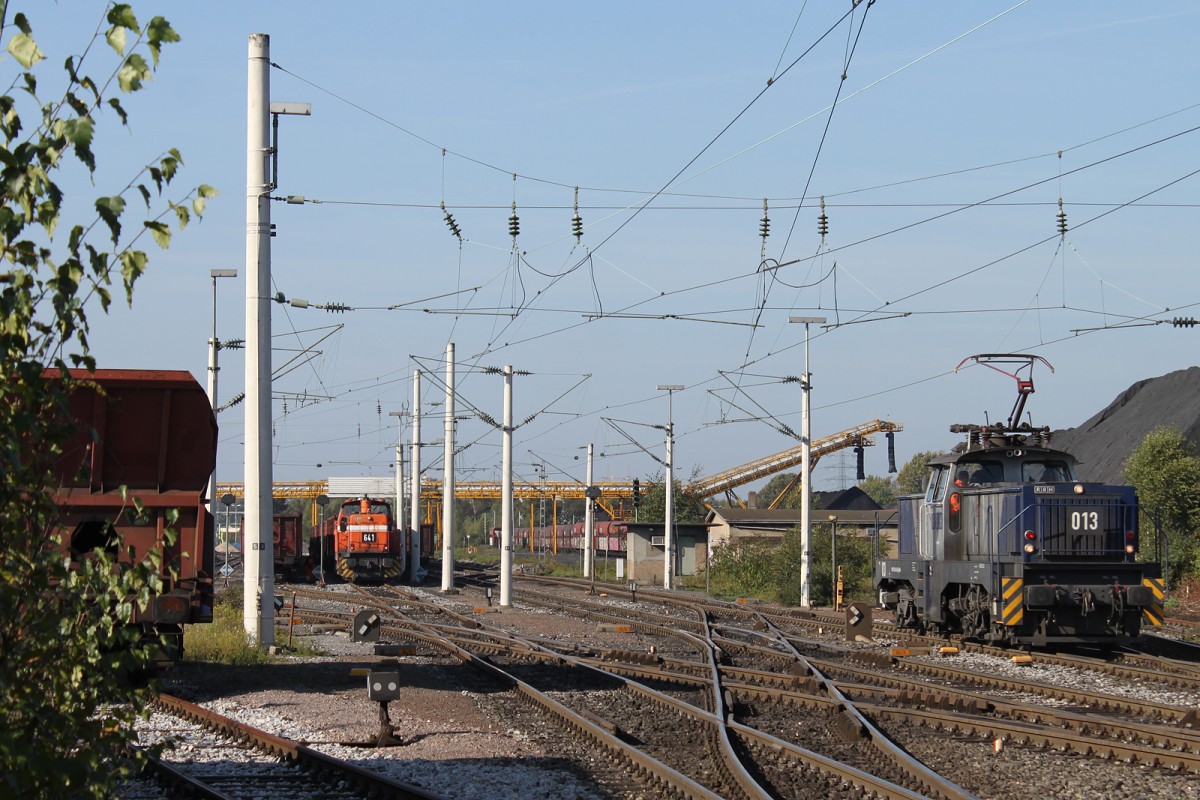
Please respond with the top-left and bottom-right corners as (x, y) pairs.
(1021, 460), (1073, 483)
(957, 461), (1003, 485)
(928, 465), (948, 502)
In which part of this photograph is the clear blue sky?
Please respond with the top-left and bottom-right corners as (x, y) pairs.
(20, 2), (1200, 495)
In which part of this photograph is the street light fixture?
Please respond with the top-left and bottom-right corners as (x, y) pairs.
(657, 384), (684, 590)
(788, 316), (826, 609)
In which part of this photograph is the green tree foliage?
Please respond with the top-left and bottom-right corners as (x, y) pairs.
(776, 522), (873, 607)
(895, 450), (942, 495)
(707, 537), (779, 598)
(757, 471), (802, 509)
(709, 522), (874, 607)
(1, 6), (211, 797)
(1123, 426), (1200, 585)
(857, 474), (898, 508)
(637, 466), (709, 524)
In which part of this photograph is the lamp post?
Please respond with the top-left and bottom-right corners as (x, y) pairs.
(657, 384), (684, 590)
(207, 269), (236, 515)
(788, 316), (826, 609)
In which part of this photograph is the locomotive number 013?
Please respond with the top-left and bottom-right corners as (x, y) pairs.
(1070, 510), (1100, 531)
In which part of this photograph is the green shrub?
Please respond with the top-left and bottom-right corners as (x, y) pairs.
(183, 603), (273, 665)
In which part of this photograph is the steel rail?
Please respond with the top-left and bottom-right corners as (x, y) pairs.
(857, 702), (1200, 774)
(569, 653), (1200, 769)
(352, 588), (731, 799)
(139, 754), (235, 800)
(850, 651), (1196, 722)
(152, 693), (448, 799)
(341, 584), (939, 799)
(751, 613), (978, 800)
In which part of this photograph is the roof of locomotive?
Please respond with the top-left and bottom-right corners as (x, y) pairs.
(927, 446), (1079, 468)
(930, 421), (1081, 470)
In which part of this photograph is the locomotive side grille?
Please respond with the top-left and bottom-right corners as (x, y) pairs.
(1037, 496), (1133, 559)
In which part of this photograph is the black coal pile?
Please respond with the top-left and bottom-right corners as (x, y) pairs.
(1051, 365), (1200, 484)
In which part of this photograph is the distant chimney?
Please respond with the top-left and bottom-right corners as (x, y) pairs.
(747, 491), (757, 509)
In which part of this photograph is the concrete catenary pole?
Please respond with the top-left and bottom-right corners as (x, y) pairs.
(388, 410), (404, 576)
(244, 33), (274, 644)
(663, 422), (674, 589)
(410, 370), (422, 582)
(500, 365), (514, 606)
(441, 342), (456, 592)
(658, 384), (683, 589)
(583, 443), (594, 579)
(790, 316), (826, 609)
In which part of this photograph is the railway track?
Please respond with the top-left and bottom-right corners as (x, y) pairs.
(261, 577), (1200, 798)
(134, 693), (446, 799)
(512, 573), (1200, 694)
(321, 584), (941, 799)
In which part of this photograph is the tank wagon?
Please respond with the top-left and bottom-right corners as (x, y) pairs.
(310, 496), (404, 582)
(52, 369), (217, 662)
(875, 355), (1164, 646)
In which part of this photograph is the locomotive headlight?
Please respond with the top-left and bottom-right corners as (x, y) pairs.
(1023, 530), (1037, 555)
(1023, 543), (1037, 554)
(1124, 532), (1136, 555)
(1073, 484), (1085, 494)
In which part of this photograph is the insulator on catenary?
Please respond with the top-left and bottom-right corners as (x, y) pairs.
(441, 202), (462, 239)
(1057, 199), (1068, 238)
(759, 198), (770, 240)
(572, 187), (583, 242)
(508, 202), (520, 239)
(817, 196), (829, 240)
(1172, 317), (1199, 328)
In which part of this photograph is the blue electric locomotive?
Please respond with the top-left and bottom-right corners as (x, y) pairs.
(875, 355), (1165, 646)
